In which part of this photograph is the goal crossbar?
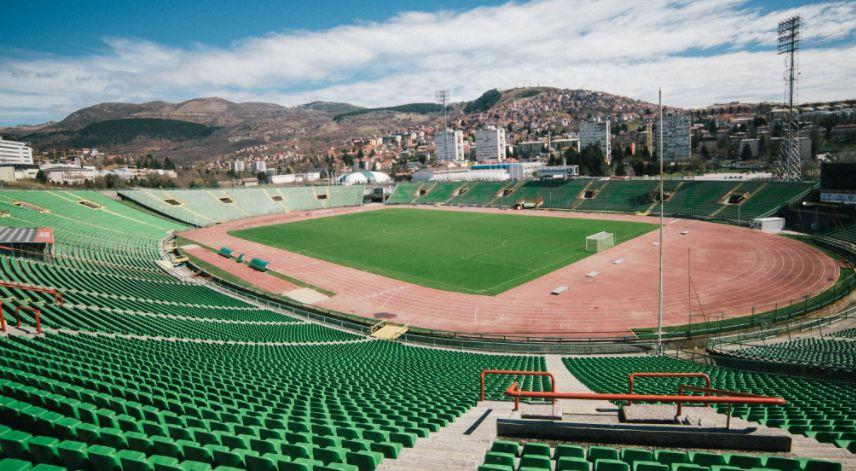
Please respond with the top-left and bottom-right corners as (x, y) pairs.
(586, 231), (615, 253)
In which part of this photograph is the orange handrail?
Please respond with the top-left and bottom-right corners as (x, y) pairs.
(0, 280), (62, 334)
(13, 305), (42, 335)
(628, 372), (710, 405)
(504, 381), (785, 413)
(481, 369), (556, 403)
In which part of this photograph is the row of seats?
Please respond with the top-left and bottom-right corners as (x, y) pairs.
(0, 335), (548, 471)
(386, 180), (815, 221)
(732, 338), (855, 370)
(118, 187), (365, 227)
(562, 356), (856, 454)
(479, 440), (840, 471)
(829, 329), (856, 339)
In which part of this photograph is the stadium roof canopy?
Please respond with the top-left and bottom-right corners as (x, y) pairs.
(336, 171), (392, 185)
(0, 226), (54, 244)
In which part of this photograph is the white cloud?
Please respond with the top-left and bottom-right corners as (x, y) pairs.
(1, 0), (855, 124)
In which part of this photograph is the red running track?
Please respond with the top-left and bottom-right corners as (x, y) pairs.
(180, 205), (840, 338)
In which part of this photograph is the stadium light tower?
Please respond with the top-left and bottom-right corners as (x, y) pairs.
(435, 89), (450, 164)
(657, 88), (664, 355)
(776, 16), (802, 181)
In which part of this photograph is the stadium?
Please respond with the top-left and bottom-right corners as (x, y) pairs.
(0, 175), (854, 471)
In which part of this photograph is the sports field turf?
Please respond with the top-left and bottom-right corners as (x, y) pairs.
(230, 208), (657, 295)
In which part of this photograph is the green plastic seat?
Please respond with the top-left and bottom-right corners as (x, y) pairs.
(557, 457), (591, 471)
(519, 455), (551, 471)
(633, 462), (668, 471)
(0, 459), (32, 471)
(588, 447), (620, 463)
(594, 459), (630, 471)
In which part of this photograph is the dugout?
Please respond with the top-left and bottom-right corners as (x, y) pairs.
(0, 226), (54, 260)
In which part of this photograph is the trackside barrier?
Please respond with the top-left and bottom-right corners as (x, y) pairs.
(0, 280), (63, 334)
(627, 372), (711, 405)
(481, 370), (556, 404)
(503, 382), (786, 424)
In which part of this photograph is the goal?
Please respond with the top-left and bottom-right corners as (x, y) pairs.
(586, 231), (615, 252)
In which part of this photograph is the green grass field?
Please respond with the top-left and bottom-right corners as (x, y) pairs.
(230, 208), (656, 295)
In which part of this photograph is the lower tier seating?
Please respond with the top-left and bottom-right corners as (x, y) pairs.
(478, 440), (841, 471)
(0, 335), (548, 471)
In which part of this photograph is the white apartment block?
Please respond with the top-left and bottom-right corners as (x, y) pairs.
(231, 159), (246, 173)
(251, 160), (267, 173)
(580, 121), (611, 164)
(655, 114), (691, 161)
(0, 137), (34, 165)
(435, 129), (465, 162)
(475, 126), (507, 162)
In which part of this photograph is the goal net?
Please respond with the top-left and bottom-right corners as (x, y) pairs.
(586, 231), (615, 252)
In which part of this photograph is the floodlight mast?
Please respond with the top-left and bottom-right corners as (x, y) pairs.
(435, 90), (450, 165)
(776, 16), (802, 181)
(657, 88), (664, 354)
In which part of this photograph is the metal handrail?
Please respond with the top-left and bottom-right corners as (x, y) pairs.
(0, 280), (63, 334)
(503, 381), (786, 415)
(480, 369), (556, 403)
(628, 372), (711, 405)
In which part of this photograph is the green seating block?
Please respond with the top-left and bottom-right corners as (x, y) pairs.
(690, 452), (727, 467)
(0, 459), (32, 471)
(478, 465), (513, 471)
(633, 462), (668, 471)
(149, 455), (183, 471)
(31, 465), (65, 471)
(179, 460), (212, 471)
(672, 465), (707, 471)
(728, 455), (765, 469)
(557, 457), (591, 471)
(803, 459), (842, 471)
(369, 442), (401, 459)
(519, 455), (551, 470)
(588, 447), (620, 462)
(621, 449), (654, 466)
(595, 459), (631, 471)
(345, 450), (383, 471)
(555, 445), (586, 460)
(484, 452), (516, 468)
(117, 449), (153, 471)
(57, 440), (88, 469)
(763, 456), (802, 471)
(87, 444), (121, 471)
(491, 440), (520, 456)
(521, 442), (551, 458)
(655, 451), (688, 467)
(27, 436), (61, 465)
(0, 430), (32, 460)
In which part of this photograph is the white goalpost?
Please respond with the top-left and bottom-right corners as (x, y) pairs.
(585, 231), (615, 253)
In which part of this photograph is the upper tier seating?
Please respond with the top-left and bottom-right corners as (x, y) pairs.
(563, 356), (856, 454)
(386, 180), (815, 223)
(118, 186), (365, 226)
(730, 338), (855, 370)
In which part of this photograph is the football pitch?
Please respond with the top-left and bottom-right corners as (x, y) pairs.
(230, 208), (657, 295)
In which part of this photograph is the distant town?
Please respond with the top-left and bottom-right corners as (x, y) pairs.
(1, 88), (854, 188)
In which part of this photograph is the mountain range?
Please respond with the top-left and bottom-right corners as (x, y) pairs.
(0, 88), (659, 163)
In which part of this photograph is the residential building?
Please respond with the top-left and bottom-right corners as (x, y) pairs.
(251, 160), (267, 174)
(475, 126), (507, 162)
(654, 114), (691, 161)
(580, 121), (611, 163)
(231, 159), (246, 173)
(516, 140), (545, 159)
(0, 137), (33, 165)
(434, 129), (464, 162)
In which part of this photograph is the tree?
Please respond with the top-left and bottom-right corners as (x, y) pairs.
(256, 171), (267, 183)
(35, 170), (47, 184)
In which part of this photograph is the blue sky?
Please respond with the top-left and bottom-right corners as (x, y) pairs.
(1, 0), (854, 126)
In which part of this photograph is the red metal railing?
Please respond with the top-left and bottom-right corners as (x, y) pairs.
(676, 385), (777, 428)
(504, 381), (785, 414)
(627, 372), (710, 405)
(0, 280), (63, 334)
(481, 369), (556, 404)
